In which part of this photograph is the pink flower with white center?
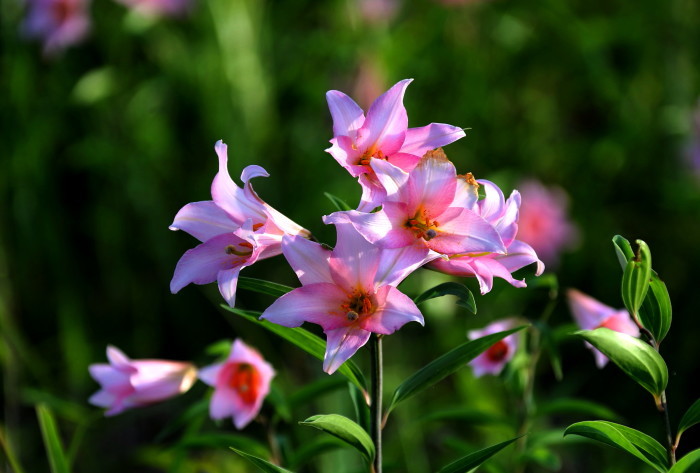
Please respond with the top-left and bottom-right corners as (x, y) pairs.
(22, 0), (90, 57)
(326, 79), (466, 210)
(567, 289), (640, 368)
(326, 150), (505, 257)
(88, 346), (197, 416)
(198, 339), (275, 429)
(170, 141), (310, 306)
(260, 222), (437, 374)
(468, 319), (519, 377)
(428, 175), (544, 294)
(515, 179), (578, 268)
(113, 0), (192, 17)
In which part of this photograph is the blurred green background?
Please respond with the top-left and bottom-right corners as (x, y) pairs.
(2, 0), (700, 471)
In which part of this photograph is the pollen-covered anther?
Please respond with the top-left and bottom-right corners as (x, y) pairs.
(346, 311), (359, 321)
(225, 244), (253, 256)
(252, 223), (264, 231)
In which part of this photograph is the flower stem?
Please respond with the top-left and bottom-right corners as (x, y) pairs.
(370, 334), (383, 473)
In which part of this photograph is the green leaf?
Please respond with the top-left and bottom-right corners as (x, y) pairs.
(564, 421), (669, 472)
(612, 235), (635, 270)
(621, 239), (652, 317)
(678, 399), (700, 440)
(387, 326), (526, 414)
(669, 449), (700, 473)
(638, 271), (672, 344)
(0, 425), (27, 473)
(299, 414), (375, 462)
(576, 328), (668, 398)
(238, 277), (293, 298)
(230, 448), (295, 473)
(223, 306), (368, 395)
(324, 192), (353, 211)
(414, 282), (477, 314)
(348, 383), (371, 433)
(437, 436), (522, 473)
(35, 404), (71, 473)
(535, 398), (620, 421)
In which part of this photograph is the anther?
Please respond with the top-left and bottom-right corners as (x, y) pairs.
(424, 229), (438, 240)
(346, 311), (359, 321)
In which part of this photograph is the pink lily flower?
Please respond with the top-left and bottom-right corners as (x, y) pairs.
(516, 180), (578, 268)
(326, 79), (466, 210)
(170, 141), (310, 306)
(428, 175), (544, 294)
(22, 0), (90, 57)
(326, 151), (505, 257)
(260, 222), (436, 374)
(468, 319), (519, 377)
(198, 339), (275, 429)
(88, 346), (197, 416)
(567, 289), (640, 368)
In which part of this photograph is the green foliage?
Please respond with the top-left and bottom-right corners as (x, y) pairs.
(535, 398), (621, 421)
(299, 414), (375, 462)
(414, 282), (477, 314)
(437, 436), (522, 473)
(621, 239), (651, 319)
(564, 421), (669, 472)
(678, 399), (700, 441)
(386, 326), (527, 415)
(669, 450), (700, 473)
(230, 448), (295, 473)
(575, 328), (668, 398)
(35, 404), (71, 473)
(238, 277), (294, 298)
(324, 192), (353, 212)
(638, 271), (672, 344)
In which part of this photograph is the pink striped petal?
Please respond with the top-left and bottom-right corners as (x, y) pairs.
(359, 286), (423, 335)
(357, 79), (412, 156)
(369, 158), (411, 204)
(211, 141), (265, 223)
(326, 136), (367, 177)
(357, 173), (387, 212)
(495, 240), (544, 275)
(323, 326), (371, 374)
(169, 201), (237, 242)
(375, 245), (438, 287)
(386, 152), (422, 173)
(217, 267), (242, 308)
(429, 208), (505, 255)
(209, 388), (240, 420)
(477, 180), (507, 221)
(326, 90), (366, 139)
(260, 283), (349, 331)
(329, 222), (379, 291)
(408, 153), (458, 215)
(198, 363), (223, 387)
(567, 289), (618, 330)
(401, 123), (466, 157)
(282, 235), (332, 285)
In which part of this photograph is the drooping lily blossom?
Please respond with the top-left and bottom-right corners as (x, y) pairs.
(260, 222), (436, 374)
(88, 346), (197, 416)
(516, 179), (578, 268)
(326, 79), (466, 210)
(567, 289), (640, 368)
(198, 339), (275, 429)
(468, 319), (519, 377)
(22, 0), (90, 57)
(170, 141), (310, 306)
(326, 150), (505, 257)
(428, 174), (544, 294)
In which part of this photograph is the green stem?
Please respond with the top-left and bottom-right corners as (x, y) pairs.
(370, 334), (383, 473)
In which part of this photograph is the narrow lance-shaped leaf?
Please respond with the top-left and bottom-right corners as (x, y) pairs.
(621, 240), (651, 318)
(299, 414), (375, 462)
(576, 328), (668, 399)
(677, 399), (700, 445)
(564, 421), (669, 473)
(669, 449), (700, 473)
(230, 448), (295, 473)
(612, 235), (635, 270)
(638, 271), (672, 344)
(437, 436), (522, 473)
(223, 306), (368, 396)
(0, 425), (27, 473)
(35, 404), (71, 473)
(414, 282), (476, 314)
(324, 192), (353, 212)
(238, 277), (294, 298)
(386, 326), (526, 415)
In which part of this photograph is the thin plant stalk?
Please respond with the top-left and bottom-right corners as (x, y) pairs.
(370, 334), (383, 473)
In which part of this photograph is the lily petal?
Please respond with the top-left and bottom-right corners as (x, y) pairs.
(260, 283), (350, 331)
(169, 201), (237, 242)
(429, 208), (505, 255)
(326, 90), (366, 139)
(401, 123), (466, 157)
(282, 235), (332, 285)
(323, 326), (371, 374)
(360, 286), (424, 335)
(329, 221), (380, 292)
(357, 79), (412, 156)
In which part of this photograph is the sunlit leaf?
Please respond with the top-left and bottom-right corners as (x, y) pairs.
(414, 282), (476, 314)
(612, 235), (635, 270)
(35, 404), (71, 473)
(299, 414), (375, 462)
(230, 448), (295, 473)
(638, 271), (672, 344)
(223, 306), (368, 395)
(535, 398), (620, 421)
(621, 239), (651, 317)
(324, 192), (353, 212)
(575, 328), (668, 398)
(564, 420), (669, 472)
(437, 436), (521, 473)
(678, 399), (700, 440)
(238, 277), (293, 298)
(387, 326), (526, 414)
(669, 449), (700, 473)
